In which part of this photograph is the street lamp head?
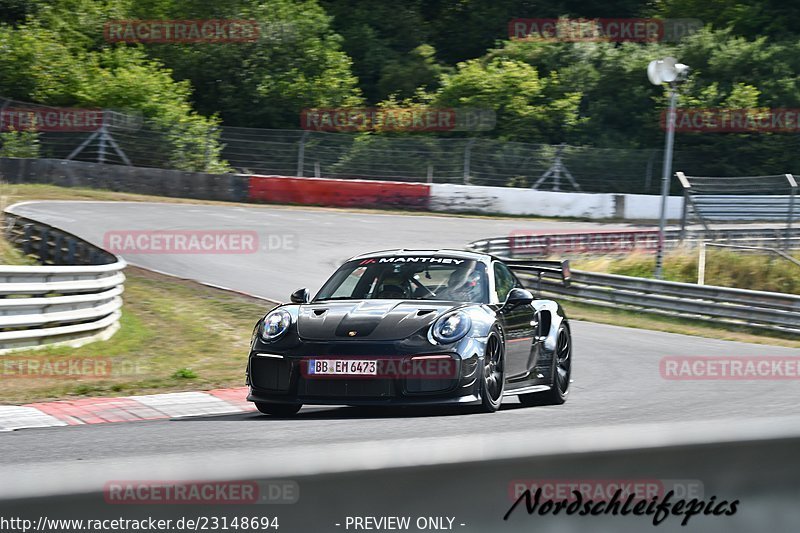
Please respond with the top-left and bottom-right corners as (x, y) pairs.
(647, 57), (690, 85)
(673, 62), (690, 79)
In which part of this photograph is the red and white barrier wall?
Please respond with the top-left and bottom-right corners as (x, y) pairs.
(248, 175), (430, 209)
(247, 175), (684, 220)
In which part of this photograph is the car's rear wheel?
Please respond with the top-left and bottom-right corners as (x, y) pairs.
(254, 402), (302, 416)
(519, 324), (571, 407)
(477, 330), (505, 413)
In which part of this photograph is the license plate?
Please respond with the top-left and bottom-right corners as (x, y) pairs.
(308, 359), (377, 376)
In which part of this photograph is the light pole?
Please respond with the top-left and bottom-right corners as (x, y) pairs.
(647, 57), (690, 279)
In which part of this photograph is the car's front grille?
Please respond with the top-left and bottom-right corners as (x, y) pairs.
(298, 377), (395, 398)
(403, 377), (458, 394)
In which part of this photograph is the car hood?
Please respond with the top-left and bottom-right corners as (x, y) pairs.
(296, 300), (459, 341)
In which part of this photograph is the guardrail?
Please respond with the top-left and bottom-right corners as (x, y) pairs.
(472, 235), (800, 336)
(0, 212), (125, 352)
(3, 416), (799, 532)
(677, 172), (798, 232)
(473, 227), (800, 258)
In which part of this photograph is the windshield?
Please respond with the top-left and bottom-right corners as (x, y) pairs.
(315, 257), (489, 303)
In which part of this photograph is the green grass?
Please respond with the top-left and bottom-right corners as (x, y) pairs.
(0, 267), (272, 404)
(566, 300), (800, 349)
(563, 248), (800, 347)
(572, 248), (800, 294)
(0, 237), (36, 265)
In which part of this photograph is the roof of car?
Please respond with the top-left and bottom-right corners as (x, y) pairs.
(348, 249), (494, 263)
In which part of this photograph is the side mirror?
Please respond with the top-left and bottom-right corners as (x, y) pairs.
(501, 287), (534, 311)
(290, 288), (310, 304)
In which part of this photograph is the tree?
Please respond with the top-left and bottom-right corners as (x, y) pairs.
(651, 0), (800, 40)
(0, 127), (40, 158)
(432, 56), (584, 143)
(130, 0), (363, 127)
(0, 19), (228, 171)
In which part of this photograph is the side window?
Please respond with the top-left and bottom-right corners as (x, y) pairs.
(493, 262), (516, 302)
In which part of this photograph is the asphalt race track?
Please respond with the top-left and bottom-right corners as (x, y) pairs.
(1, 201), (799, 532)
(3, 200), (799, 446)
(6, 201), (641, 301)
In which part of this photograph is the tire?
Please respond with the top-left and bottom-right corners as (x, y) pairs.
(254, 402), (302, 416)
(476, 329), (505, 413)
(519, 323), (571, 407)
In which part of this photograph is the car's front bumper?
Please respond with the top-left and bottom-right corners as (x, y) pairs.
(246, 351), (482, 407)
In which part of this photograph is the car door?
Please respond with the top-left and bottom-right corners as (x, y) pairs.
(493, 261), (537, 380)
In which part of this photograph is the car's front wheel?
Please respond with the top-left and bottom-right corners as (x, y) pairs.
(477, 329), (505, 413)
(254, 402), (302, 416)
(519, 323), (571, 407)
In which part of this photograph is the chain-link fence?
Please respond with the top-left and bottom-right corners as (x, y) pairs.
(217, 128), (714, 194)
(0, 96), (226, 172)
(0, 95), (728, 195)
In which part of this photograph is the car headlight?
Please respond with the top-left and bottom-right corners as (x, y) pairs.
(431, 311), (471, 344)
(261, 309), (292, 341)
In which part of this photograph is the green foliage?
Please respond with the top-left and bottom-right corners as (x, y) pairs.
(132, 0), (363, 127)
(651, 0), (800, 40)
(433, 56), (584, 143)
(321, 0), (647, 102)
(172, 367), (198, 379)
(575, 249), (800, 294)
(0, 15), (228, 171)
(0, 0), (37, 25)
(329, 132), (463, 183)
(0, 126), (40, 158)
(376, 45), (446, 103)
(1, 0), (800, 178)
(319, 0), (436, 103)
(433, 27), (800, 176)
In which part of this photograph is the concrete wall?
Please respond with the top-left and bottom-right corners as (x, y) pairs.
(0, 158), (684, 220)
(620, 193), (684, 220)
(430, 183), (684, 220)
(0, 158), (249, 203)
(429, 183), (616, 218)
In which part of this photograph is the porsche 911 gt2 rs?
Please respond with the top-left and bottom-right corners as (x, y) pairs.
(246, 249), (572, 415)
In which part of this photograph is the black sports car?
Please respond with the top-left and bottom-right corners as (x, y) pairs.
(246, 249), (572, 415)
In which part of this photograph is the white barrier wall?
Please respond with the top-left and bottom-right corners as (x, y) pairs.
(429, 184), (616, 218)
(429, 183), (684, 220)
(621, 193), (685, 220)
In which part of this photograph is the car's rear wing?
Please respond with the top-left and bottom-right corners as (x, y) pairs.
(505, 259), (571, 294)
